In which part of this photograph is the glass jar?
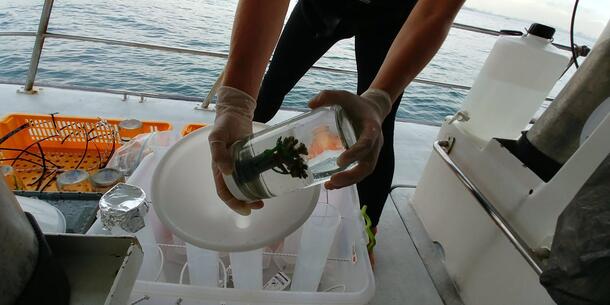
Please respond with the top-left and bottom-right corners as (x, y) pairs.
(223, 105), (357, 202)
(1, 165), (25, 190)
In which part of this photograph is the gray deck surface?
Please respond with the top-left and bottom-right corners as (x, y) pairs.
(372, 189), (444, 305)
(1, 83), (454, 305)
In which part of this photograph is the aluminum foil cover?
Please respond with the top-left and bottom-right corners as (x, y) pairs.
(99, 183), (148, 233)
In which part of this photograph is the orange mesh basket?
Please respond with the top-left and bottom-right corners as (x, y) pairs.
(0, 113), (171, 192)
(180, 123), (207, 137)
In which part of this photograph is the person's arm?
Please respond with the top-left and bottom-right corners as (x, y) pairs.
(311, 0), (465, 190)
(223, 0), (290, 97)
(371, 0), (465, 100)
(209, 0), (289, 215)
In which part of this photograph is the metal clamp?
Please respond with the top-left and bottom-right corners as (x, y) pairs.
(433, 140), (543, 275)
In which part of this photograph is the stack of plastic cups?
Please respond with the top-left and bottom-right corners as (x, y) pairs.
(185, 243), (219, 287)
(230, 249), (263, 290)
(126, 148), (178, 282)
(291, 203), (341, 291)
(110, 214), (160, 281)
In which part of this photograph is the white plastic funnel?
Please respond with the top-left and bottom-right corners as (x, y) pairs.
(152, 124), (320, 252)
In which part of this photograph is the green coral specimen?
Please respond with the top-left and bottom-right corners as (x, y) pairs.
(235, 136), (309, 183)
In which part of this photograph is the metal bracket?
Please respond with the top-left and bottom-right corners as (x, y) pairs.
(17, 86), (41, 95)
(194, 103), (217, 112)
(438, 137), (456, 154)
(446, 111), (470, 125)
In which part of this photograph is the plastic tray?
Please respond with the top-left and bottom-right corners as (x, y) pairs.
(180, 123), (207, 137)
(0, 113), (171, 192)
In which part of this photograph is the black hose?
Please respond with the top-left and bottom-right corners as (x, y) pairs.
(0, 148), (61, 168)
(570, 0), (580, 68)
(0, 123), (30, 145)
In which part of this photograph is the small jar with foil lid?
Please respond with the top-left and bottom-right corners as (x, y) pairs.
(99, 183), (159, 280)
(90, 168), (125, 193)
(1, 165), (25, 190)
(56, 169), (92, 192)
(119, 119), (143, 143)
(99, 183), (149, 233)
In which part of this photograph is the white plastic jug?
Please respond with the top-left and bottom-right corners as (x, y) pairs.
(458, 23), (570, 142)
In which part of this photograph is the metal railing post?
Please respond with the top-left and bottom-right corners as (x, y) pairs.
(23, 0), (55, 93)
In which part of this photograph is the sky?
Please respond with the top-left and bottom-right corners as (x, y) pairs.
(463, 0), (609, 39)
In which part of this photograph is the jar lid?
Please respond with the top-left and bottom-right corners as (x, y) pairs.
(57, 169), (89, 186)
(99, 183), (148, 233)
(119, 119), (143, 130)
(222, 173), (251, 202)
(527, 23), (555, 40)
(334, 105), (358, 149)
(90, 168), (124, 187)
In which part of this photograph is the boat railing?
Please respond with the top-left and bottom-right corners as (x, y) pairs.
(0, 0), (585, 125)
(434, 140), (544, 275)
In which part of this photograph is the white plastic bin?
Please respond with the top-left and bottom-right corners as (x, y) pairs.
(130, 186), (375, 305)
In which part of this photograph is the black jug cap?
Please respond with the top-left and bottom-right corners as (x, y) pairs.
(528, 23), (555, 39)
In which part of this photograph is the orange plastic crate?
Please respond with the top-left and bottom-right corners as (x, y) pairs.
(0, 113), (171, 192)
(180, 123), (207, 137)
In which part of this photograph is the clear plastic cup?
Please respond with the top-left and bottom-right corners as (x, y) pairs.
(291, 203), (341, 292)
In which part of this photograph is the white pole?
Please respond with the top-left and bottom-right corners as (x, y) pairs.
(0, 178), (39, 304)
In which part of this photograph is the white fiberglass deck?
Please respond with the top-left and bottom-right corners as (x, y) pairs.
(0, 83), (451, 305)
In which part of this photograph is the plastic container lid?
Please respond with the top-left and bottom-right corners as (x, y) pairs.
(16, 196), (66, 233)
(119, 119), (143, 130)
(91, 168), (124, 188)
(152, 123), (321, 252)
(222, 173), (250, 202)
(57, 169), (89, 186)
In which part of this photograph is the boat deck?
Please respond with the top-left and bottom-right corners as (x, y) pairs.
(0, 83), (459, 304)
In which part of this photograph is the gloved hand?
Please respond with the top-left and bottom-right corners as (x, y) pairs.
(209, 86), (264, 215)
(308, 88), (393, 190)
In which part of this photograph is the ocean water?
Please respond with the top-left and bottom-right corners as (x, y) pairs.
(0, 0), (597, 123)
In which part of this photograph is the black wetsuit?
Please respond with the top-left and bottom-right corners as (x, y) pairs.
(254, 0), (417, 227)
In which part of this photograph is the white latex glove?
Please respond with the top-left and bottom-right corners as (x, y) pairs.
(209, 86), (264, 215)
(308, 89), (393, 190)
